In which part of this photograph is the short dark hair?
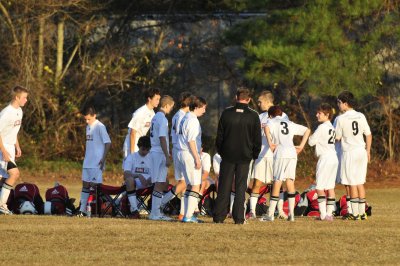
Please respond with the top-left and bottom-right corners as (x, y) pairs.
(145, 88), (161, 101)
(337, 90), (356, 108)
(179, 92), (192, 108)
(12, 85), (29, 98)
(267, 105), (283, 118)
(317, 103), (334, 119)
(189, 96), (207, 111)
(236, 86), (252, 101)
(82, 106), (96, 116)
(137, 136), (151, 149)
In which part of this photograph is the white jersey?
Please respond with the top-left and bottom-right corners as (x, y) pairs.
(150, 111), (169, 153)
(333, 115), (342, 156)
(176, 112), (202, 153)
(83, 120), (111, 168)
(212, 153), (222, 175)
(171, 109), (186, 146)
(123, 151), (152, 181)
(308, 121), (337, 157)
(335, 110), (371, 152)
(0, 104), (23, 146)
(267, 116), (308, 159)
(201, 152), (211, 174)
(258, 111), (288, 158)
(123, 105), (155, 154)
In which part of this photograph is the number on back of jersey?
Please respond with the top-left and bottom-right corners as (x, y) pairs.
(280, 121), (289, 135)
(352, 121), (359, 136)
(328, 129), (336, 144)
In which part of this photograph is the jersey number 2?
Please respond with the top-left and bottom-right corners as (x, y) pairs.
(328, 129), (336, 144)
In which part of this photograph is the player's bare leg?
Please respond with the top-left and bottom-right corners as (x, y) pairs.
(0, 168), (20, 214)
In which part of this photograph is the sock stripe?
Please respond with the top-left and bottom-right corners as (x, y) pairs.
(82, 188), (90, 193)
(250, 193), (259, 198)
(3, 183), (13, 190)
(359, 198), (366, 203)
(127, 190), (136, 196)
(270, 196), (279, 202)
(152, 190), (163, 198)
(287, 193), (296, 198)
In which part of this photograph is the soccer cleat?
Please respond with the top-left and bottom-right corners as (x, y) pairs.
(343, 214), (360, 221)
(127, 210), (140, 219)
(178, 214), (184, 221)
(76, 211), (87, 217)
(287, 215), (295, 222)
(341, 213), (352, 220)
(360, 214), (368, 220)
(277, 212), (288, 220)
(259, 214), (274, 222)
(181, 216), (204, 223)
(0, 205), (13, 215)
(246, 212), (257, 220)
(149, 214), (173, 221)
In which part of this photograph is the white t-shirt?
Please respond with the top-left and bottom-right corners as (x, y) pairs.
(176, 112), (202, 153)
(0, 104), (23, 147)
(335, 110), (371, 152)
(123, 105), (155, 153)
(150, 111), (169, 153)
(171, 109), (186, 146)
(201, 152), (211, 174)
(123, 151), (152, 181)
(308, 121), (336, 157)
(212, 153), (222, 175)
(267, 116), (308, 159)
(83, 120), (111, 168)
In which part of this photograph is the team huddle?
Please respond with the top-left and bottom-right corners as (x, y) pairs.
(0, 86), (372, 223)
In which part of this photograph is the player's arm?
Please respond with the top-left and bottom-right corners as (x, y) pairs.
(365, 134), (372, 163)
(264, 126), (276, 151)
(15, 137), (22, 157)
(0, 135), (11, 162)
(129, 129), (137, 154)
(307, 126), (319, 147)
(99, 142), (111, 170)
(188, 140), (201, 169)
(159, 136), (171, 167)
(296, 128), (311, 154)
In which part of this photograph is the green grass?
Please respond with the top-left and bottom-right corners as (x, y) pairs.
(1, 189), (399, 265)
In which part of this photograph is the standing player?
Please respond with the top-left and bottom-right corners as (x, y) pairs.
(148, 96), (175, 221)
(260, 106), (310, 222)
(0, 86), (28, 215)
(123, 88), (161, 158)
(176, 96), (207, 223)
(123, 136), (153, 219)
(308, 104), (338, 221)
(77, 106), (111, 217)
(335, 91), (372, 220)
(160, 92), (191, 218)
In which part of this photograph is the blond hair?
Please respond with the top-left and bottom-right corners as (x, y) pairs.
(160, 95), (174, 108)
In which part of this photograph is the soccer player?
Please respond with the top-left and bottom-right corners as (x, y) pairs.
(123, 88), (161, 158)
(123, 136), (153, 219)
(260, 106), (310, 222)
(335, 91), (372, 220)
(77, 106), (111, 217)
(176, 96), (207, 223)
(308, 103), (338, 221)
(148, 95), (175, 221)
(160, 92), (191, 219)
(0, 86), (28, 215)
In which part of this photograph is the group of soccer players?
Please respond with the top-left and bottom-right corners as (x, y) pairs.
(0, 86), (372, 222)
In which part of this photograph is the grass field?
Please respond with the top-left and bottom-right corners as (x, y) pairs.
(1, 183), (400, 265)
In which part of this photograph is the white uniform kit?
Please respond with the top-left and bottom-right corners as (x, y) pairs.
(82, 120), (111, 183)
(201, 152), (214, 185)
(171, 109), (186, 181)
(123, 105), (155, 157)
(149, 111), (169, 183)
(267, 116), (308, 181)
(335, 110), (371, 185)
(308, 121), (338, 190)
(123, 152), (152, 189)
(0, 105), (22, 178)
(176, 112), (202, 186)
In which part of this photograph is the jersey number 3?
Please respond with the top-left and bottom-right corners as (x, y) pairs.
(280, 121), (289, 135)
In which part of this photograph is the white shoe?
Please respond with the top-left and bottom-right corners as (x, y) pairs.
(260, 214), (274, 222)
(0, 205), (13, 215)
(149, 214), (173, 221)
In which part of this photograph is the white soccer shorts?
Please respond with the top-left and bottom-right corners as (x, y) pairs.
(315, 153), (338, 190)
(172, 147), (184, 181)
(340, 148), (368, 185)
(82, 168), (103, 183)
(177, 150), (201, 186)
(0, 145), (16, 178)
(273, 158), (297, 182)
(150, 151), (168, 183)
(252, 156), (273, 184)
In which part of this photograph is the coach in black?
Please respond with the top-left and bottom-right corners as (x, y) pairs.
(213, 87), (262, 224)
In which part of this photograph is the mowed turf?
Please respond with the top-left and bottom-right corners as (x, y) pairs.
(1, 187), (399, 265)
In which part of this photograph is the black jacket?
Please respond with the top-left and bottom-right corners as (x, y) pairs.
(216, 102), (262, 163)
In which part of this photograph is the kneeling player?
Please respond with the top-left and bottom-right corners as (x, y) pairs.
(123, 136), (153, 219)
(308, 104), (338, 221)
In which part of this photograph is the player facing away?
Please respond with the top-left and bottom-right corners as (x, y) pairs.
(260, 106), (310, 222)
(77, 106), (111, 217)
(148, 96), (175, 221)
(160, 92), (192, 219)
(335, 91), (372, 220)
(123, 88), (161, 158)
(123, 136), (153, 219)
(176, 96), (207, 223)
(0, 86), (28, 215)
(308, 103), (338, 221)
